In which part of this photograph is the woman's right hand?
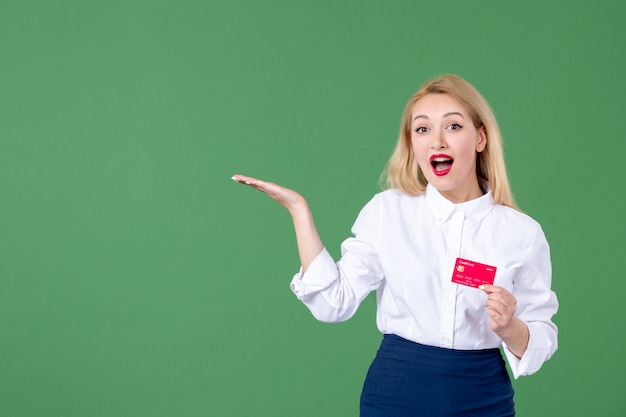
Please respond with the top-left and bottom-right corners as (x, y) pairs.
(231, 174), (307, 214)
(231, 173), (323, 271)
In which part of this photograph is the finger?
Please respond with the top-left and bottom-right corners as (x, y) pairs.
(478, 284), (505, 294)
(231, 174), (260, 184)
(231, 175), (274, 193)
(487, 312), (509, 332)
(485, 291), (508, 304)
(488, 291), (516, 309)
(484, 300), (513, 316)
(487, 308), (499, 320)
(485, 291), (514, 308)
(485, 303), (513, 325)
(485, 292), (514, 308)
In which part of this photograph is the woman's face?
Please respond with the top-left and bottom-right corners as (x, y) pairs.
(411, 93), (487, 203)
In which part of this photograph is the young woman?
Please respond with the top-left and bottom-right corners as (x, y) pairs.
(232, 74), (558, 416)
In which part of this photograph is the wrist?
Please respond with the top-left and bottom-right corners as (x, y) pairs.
(287, 197), (310, 217)
(497, 318), (529, 359)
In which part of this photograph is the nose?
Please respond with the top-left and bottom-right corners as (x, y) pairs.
(430, 127), (446, 149)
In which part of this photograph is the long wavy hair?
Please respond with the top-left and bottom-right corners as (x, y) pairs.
(380, 74), (518, 210)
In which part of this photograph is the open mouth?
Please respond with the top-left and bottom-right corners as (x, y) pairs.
(430, 154), (453, 176)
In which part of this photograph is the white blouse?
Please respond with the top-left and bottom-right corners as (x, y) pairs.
(290, 184), (558, 378)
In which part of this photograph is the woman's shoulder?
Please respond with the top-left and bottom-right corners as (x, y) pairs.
(354, 188), (423, 218)
(352, 189), (426, 234)
(492, 203), (544, 233)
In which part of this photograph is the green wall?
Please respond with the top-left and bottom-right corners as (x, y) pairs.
(1, 1), (624, 416)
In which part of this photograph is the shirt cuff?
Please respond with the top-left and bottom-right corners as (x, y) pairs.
(502, 322), (556, 379)
(290, 248), (338, 300)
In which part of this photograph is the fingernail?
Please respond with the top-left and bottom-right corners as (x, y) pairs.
(478, 285), (485, 290)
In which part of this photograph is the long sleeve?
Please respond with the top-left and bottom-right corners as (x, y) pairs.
(502, 226), (559, 378)
(290, 197), (385, 323)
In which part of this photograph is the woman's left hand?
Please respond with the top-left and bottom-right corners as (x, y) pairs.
(479, 284), (517, 334)
(479, 284), (529, 358)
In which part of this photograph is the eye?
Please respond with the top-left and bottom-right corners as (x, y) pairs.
(415, 126), (429, 134)
(447, 123), (462, 131)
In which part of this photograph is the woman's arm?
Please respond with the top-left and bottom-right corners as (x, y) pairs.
(479, 284), (529, 358)
(480, 225), (558, 374)
(231, 174), (323, 273)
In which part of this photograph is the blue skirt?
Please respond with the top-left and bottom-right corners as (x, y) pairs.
(360, 334), (515, 417)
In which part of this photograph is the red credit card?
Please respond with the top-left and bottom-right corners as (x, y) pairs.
(451, 258), (497, 288)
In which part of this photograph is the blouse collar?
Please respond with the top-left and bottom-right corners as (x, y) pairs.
(424, 183), (495, 226)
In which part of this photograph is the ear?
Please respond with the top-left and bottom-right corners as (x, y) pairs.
(476, 126), (487, 153)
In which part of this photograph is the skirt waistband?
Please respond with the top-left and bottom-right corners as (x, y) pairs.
(378, 333), (507, 381)
(382, 333), (501, 357)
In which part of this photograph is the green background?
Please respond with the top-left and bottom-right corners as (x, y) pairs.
(1, 1), (624, 416)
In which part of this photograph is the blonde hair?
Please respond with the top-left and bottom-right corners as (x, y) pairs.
(381, 74), (519, 210)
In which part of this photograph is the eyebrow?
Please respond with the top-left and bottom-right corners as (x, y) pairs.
(413, 111), (465, 121)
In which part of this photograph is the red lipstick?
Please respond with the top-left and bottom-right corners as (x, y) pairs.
(430, 154), (453, 176)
